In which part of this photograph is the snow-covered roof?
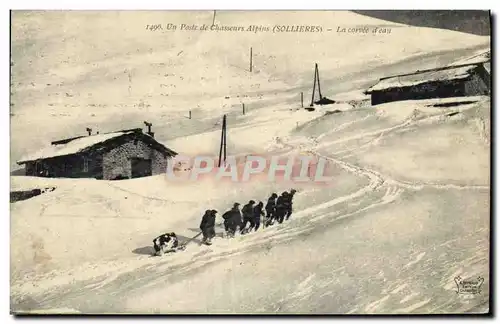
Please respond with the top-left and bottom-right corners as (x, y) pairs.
(449, 50), (490, 67)
(367, 64), (481, 93)
(17, 130), (136, 164)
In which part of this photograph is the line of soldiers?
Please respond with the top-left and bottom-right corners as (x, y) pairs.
(199, 189), (297, 244)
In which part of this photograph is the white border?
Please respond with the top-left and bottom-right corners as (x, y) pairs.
(3, 0), (497, 10)
(2, 1), (497, 324)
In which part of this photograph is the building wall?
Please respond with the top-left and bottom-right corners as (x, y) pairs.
(464, 72), (489, 96)
(24, 162), (36, 176)
(371, 79), (468, 105)
(24, 154), (103, 179)
(102, 139), (169, 180)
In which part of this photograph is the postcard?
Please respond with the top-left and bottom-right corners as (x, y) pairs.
(10, 10), (491, 315)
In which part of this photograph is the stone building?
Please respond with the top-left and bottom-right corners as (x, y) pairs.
(365, 63), (490, 106)
(16, 128), (177, 180)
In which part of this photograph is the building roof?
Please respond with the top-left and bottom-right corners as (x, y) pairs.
(448, 50), (490, 67)
(366, 63), (481, 93)
(17, 129), (177, 164)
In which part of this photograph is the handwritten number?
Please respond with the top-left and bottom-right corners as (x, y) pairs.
(146, 24), (163, 31)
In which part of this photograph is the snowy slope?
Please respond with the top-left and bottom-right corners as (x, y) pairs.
(10, 11), (490, 314)
(11, 95), (490, 314)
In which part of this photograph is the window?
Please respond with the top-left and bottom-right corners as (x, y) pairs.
(83, 157), (89, 172)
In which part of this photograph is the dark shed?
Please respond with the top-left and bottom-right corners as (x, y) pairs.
(366, 63), (490, 106)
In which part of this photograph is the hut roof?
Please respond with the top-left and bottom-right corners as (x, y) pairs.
(17, 129), (177, 164)
(366, 63), (481, 93)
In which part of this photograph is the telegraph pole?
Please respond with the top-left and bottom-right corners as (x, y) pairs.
(310, 64), (317, 107)
(250, 47), (253, 72)
(218, 114), (227, 167)
(316, 63), (323, 100)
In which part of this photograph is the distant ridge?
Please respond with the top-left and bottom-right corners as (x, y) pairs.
(352, 10), (490, 36)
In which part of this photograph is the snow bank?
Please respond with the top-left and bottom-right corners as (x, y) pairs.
(373, 96), (485, 123)
(10, 175), (97, 191)
(351, 98), (490, 185)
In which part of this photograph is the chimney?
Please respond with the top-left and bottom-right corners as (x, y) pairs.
(86, 128), (92, 136)
(144, 121), (154, 138)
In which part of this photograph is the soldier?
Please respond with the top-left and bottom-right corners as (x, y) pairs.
(285, 189), (297, 221)
(275, 192), (288, 224)
(252, 201), (265, 231)
(240, 200), (256, 234)
(231, 203), (243, 235)
(222, 203), (241, 238)
(265, 193), (278, 226)
(199, 209), (217, 245)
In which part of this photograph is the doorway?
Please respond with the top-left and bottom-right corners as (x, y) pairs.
(130, 158), (152, 178)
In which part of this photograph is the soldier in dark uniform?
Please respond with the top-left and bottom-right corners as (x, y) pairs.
(200, 209), (217, 244)
(240, 200), (256, 234)
(231, 203), (243, 235)
(222, 203), (241, 238)
(285, 189), (297, 220)
(275, 192), (288, 224)
(265, 193), (278, 226)
(252, 201), (265, 231)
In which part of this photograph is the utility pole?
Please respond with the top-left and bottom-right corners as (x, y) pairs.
(212, 10), (217, 26)
(223, 115), (226, 164)
(301, 92), (304, 108)
(128, 71), (132, 96)
(310, 63), (323, 107)
(310, 64), (317, 107)
(218, 114), (227, 167)
(242, 103), (245, 115)
(250, 47), (253, 72)
(316, 63), (323, 100)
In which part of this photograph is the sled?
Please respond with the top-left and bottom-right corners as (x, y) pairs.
(152, 231), (207, 256)
(152, 232), (183, 256)
(152, 245), (185, 257)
